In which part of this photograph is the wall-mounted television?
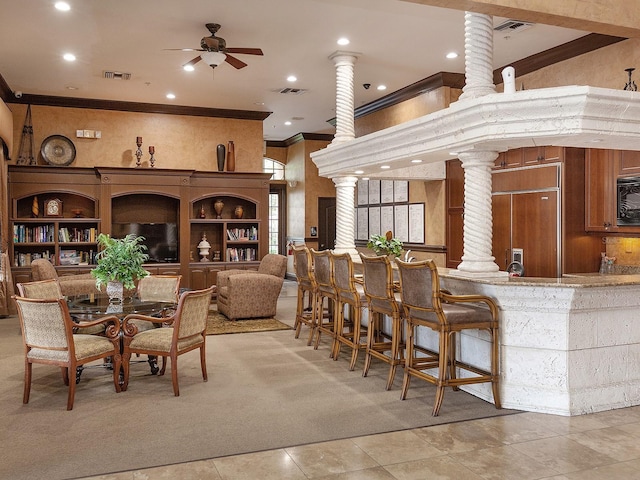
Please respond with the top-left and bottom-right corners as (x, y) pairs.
(111, 222), (178, 263)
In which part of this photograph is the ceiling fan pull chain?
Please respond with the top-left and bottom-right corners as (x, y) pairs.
(16, 104), (35, 166)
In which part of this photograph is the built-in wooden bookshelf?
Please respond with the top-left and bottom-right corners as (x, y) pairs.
(7, 166), (271, 291)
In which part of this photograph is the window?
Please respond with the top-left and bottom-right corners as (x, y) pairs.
(264, 158), (286, 255)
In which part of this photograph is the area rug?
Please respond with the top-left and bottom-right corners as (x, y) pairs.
(206, 310), (292, 335)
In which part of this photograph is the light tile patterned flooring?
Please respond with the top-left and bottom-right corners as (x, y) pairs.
(84, 281), (640, 479)
(84, 406), (640, 479)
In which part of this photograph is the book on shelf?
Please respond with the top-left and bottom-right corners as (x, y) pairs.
(226, 226), (258, 241)
(226, 247), (257, 262)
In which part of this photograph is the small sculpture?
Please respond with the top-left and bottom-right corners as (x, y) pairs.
(197, 234), (211, 262)
(214, 199), (224, 219)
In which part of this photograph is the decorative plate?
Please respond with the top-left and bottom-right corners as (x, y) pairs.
(40, 135), (76, 166)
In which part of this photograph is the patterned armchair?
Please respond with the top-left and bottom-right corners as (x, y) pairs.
(216, 254), (287, 320)
(30, 258), (100, 297)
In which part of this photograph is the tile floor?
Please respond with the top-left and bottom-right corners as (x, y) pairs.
(83, 406), (640, 480)
(83, 281), (640, 479)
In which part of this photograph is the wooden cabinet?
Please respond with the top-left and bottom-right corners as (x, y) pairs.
(7, 166), (270, 290)
(494, 146), (563, 169)
(617, 150), (640, 176)
(448, 147), (601, 276)
(445, 159), (464, 267)
(585, 149), (616, 232)
(494, 149), (523, 169)
(585, 149), (640, 234)
(8, 167), (101, 269)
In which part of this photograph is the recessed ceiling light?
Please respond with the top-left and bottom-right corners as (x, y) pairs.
(65, 85), (78, 90)
(337, 37), (350, 46)
(590, 139), (604, 143)
(377, 85), (387, 91)
(448, 151), (459, 156)
(254, 102), (265, 106)
(54, 2), (70, 11)
(354, 170), (364, 175)
(166, 93), (176, 99)
(411, 159), (423, 163)
(287, 75), (297, 82)
(284, 121), (292, 126)
(183, 64), (195, 72)
(380, 165), (391, 169)
(446, 52), (458, 59)
(63, 53), (76, 62)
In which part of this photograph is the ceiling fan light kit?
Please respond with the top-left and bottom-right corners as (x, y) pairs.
(201, 51), (227, 67)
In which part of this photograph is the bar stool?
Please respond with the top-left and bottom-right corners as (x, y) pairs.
(359, 253), (404, 390)
(395, 258), (501, 417)
(292, 245), (318, 345)
(310, 249), (338, 355)
(330, 251), (367, 370)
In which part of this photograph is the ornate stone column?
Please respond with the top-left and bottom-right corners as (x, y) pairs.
(456, 151), (502, 275)
(329, 51), (358, 145)
(459, 12), (496, 101)
(332, 176), (359, 256)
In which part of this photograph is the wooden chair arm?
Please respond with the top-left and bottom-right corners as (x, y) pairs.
(73, 315), (121, 338)
(440, 292), (499, 316)
(122, 313), (175, 336)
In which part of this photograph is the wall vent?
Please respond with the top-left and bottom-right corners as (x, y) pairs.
(494, 20), (534, 33)
(103, 71), (132, 80)
(275, 87), (308, 95)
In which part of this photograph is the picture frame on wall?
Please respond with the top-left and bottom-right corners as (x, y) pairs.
(409, 203), (425, 244)
(394, 180), (409, 203)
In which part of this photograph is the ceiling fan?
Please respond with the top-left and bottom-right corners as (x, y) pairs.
(171, 22), (263, 70)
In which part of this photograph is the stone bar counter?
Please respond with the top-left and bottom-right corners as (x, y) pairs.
(435, 270), (640, 416)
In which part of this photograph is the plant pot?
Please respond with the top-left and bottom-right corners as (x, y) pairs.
(106, 281), (124, 304)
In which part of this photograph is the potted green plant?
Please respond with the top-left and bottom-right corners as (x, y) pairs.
(367, 230), (403, 257)
(92, 233), (150, 302)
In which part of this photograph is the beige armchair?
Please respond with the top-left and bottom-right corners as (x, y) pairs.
(30, 258), (100, 297)
(216, 254), (287, 320)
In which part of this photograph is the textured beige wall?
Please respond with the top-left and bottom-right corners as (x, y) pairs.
(401, 0), (640, 37)
(8, 104), (264, 172)
(515, 38), (640, 91)
(355, 87), (460, 137)
(286, 141), (307, 240)
(304, 139), (334, 239)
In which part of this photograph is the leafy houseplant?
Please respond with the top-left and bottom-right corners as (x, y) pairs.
(367, 231), (403, 257)
(92, 233), (150, 293)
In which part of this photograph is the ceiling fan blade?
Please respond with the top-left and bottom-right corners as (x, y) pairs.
(184, 56), (203, 68)
(224, 54), (248, 69)
(225, 47), (263, 56)
(164, 48), (205, 52)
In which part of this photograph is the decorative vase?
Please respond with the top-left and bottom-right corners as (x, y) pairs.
(199, 204), (206, 218)
(226, 141), (235, 172)
(106, 281), (124, 304)
(213, 199), (224, 219)
(234, 205), (244, 219)
(216, 144), (226, 171)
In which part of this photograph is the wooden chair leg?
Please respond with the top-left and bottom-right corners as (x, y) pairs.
(200, 345), (208, 382)
(23, 361), (32, 404)
(67, 366), (77, 410)
(171, 355), (179, 396)
(432, 332), (449, 417)
(159, 356), (168, 376)
(61, 366), (69, 386)
(348, 309), (361, 371)
(121, 352), (131, 391)
(400, 322), (414, 400)
(385, 315), (401, 390)
(362, 312), (377, 378)
(491, 327), (502, 409)
(112, 353), (122, 393)
(449, 332), (460, 391)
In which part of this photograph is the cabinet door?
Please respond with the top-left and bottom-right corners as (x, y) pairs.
(511, 191), (558, 278)
(492, 194), (512, 271)
(585, 149), (615, 232)
(617, 150), (640, 176)
(522, 147), (543, 166)
(494, 149), (523, 169)
(446, 208), (464, 268)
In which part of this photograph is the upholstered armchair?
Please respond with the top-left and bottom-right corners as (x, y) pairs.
(216, 254), (287, 320)
(30, 258), (100, 297)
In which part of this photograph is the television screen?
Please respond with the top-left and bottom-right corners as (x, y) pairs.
(111, 223), (178, 263)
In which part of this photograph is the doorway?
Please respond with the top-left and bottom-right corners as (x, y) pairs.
(318, 197), (336, 250)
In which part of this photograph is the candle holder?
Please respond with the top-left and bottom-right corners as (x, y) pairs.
(624, 68), (637, 91)
(135, 138), (143, 167)
(149, 152), (156, 168)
